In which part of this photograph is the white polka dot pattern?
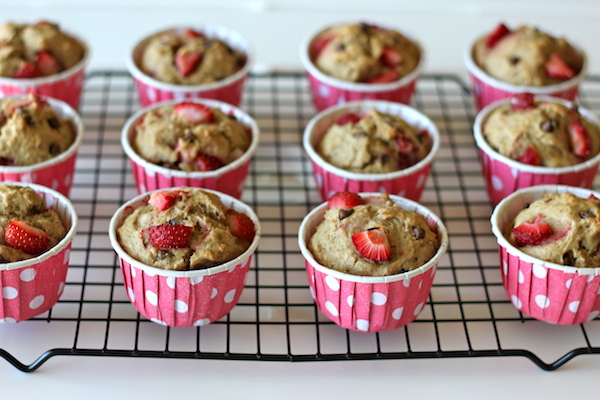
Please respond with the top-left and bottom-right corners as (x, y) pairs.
(2, 287), (18, 300)
(325, 301), (339, 316)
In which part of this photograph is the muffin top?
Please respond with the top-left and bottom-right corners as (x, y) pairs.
(140, 28), (246, 85)
(0, 184), (66, 262)
(473, 24), (584, 86)
(312, 23), (420, 83)
(117, 189), (255, 271)
(317, 109), (432, 173)
(482, 94), (600, 167)
(133, 102), (251, 172)
(0, 21), (85, 78)
(507, 192), (600, 267)
(308, 193), (438, 276)
(0, 95), (76, 166)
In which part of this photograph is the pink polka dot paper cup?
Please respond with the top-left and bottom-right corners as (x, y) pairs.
(473, 96), (600, 206)
(300, 22), (425, 111)
(126, 25), (254, 107)
(303, 100), (439, 202)
(121, 98), (259, 199)
(0, 181), (78, 323)
(464, 28), (587, 111)
(298, 193), (448, 333)
(0, 95), (84, 197)
(491, 185), (600, 325)
(108, 187), (261, 328)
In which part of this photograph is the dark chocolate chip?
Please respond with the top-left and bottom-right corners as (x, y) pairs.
(227, 114), (237, 121)
(183, 131), (195, 142)
(541, 119), (558, 132)
(509, 57), (520, 65)
(49, 143), (61, 156)
(376, 154), (388, 165)
(413, 226), (425, 240)
(24, 115), (35, 127)
(156, 250), (168, 260)
(353, 131), (367, 139)
(335, 44), (345, 51)
(0, 157), (14, 166)
(47, 117), (60, 129)
(168, 219), (180, 226)
(563, 251), (575, 266)
(580, 210), (595, 219)
(339, 208), (354, 220)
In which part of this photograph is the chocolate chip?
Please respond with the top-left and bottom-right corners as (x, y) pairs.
(49, 143), (61, 156)
(183, 131), (195, 142)
(339, 208), (354, 220)
(227, 114), (237, 121)
(571, 104), (579, 114)
(580, 210), (595, 219)
(541, 119), (558, 132)
(47, 117), (60, 129)
(24, 115), (35, 127)
(509, 57), (520, 65)
(353, 131), (367, 139)
(156, 250), (168, 260)
(0, 157), (14, 166)
(376, 154), (388, 165)
(168, 219), (180, 226)
(335, 44), (345, 51)
(563, 251), (575, 266)
(413, 226), (425, 240)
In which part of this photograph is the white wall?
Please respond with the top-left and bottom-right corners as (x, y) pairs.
(2, 0), (599, 75)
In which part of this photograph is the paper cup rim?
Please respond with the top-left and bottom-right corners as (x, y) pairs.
(303, 100), (440, 180)
(126, 25), (255, 93)
(0, 95), (84, 173)
(298, 192), (448, 284)
(108, 187), (261, 278)
(0, 181), (78, 271)
(473, 95), (600, 173)
(299, 21), (425, 92)
(121, 98), (259, 178)
(491, 184), (600, 275)
(463, 29), (588, 94)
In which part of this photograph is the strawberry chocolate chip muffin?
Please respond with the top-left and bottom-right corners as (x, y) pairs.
(0, 184), (67, 262)
(117, 188), (255, 271)
(308, 192), (438, 276)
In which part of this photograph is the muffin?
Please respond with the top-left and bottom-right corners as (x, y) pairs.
(109, 187), (261, 327)
(491, 185), (600, 325)
(299, 192), (448, 332)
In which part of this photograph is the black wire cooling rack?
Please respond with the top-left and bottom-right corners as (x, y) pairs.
(1, 71), (599, 373)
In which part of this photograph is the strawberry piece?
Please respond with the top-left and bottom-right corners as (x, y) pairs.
(197, 153), (224, 171)
(13, 62), (39, 78)
(183, 29), (204, 38)
(367, 70), (399, 84)
(312, 33), (335, 57)
(35, 50), (61, 76)
(149, 191), (181, 211)
(485, 23), (511, 49)
(145, 224), (193, 249)
(396, 136), (416, 154)
(352, 227), (392, 261)
(225, 209), (255, 241)
(381, 47), (403, 67)
(545, 53), (576, 80)
(4, 220), (50, 255)
(5, 96), (48, 115)
(588, 194), (599, 200)
(512, 214), (553, 247)
(173, 102), (213, 124)
(518, 146), (541, 166)
(336, 113), (361, 126)
(328, 192), (365, 210)
(569, 120), (591, 158)
(175, 50), (203, 77)
(510, 93), (535, 111)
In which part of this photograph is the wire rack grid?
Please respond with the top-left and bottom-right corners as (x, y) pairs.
(0, 71), (599, 372)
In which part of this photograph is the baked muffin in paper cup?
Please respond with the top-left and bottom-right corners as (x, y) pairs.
(464, 26), (587, 111)
(0, 181), (78, 323)
(121, 98), (259, 199)
(303, 100), (439, 202)
(0, 95), (84, 197)
(108, 187), (260, 328)
(491, 185), (600, 325)
(473, 95), (600, 206)
(300, 22), (425, 111)
(298, 193), (448, 333)
(126, 25), (254, 107)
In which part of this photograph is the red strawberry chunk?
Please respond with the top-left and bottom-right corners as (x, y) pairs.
(183, 29), (204, 38)
(35, 50), (61, 76)
(4, 220), (50, 255)
(225, 209), (255, 241)
(328, 192), (365, 210)
(175, 50), (203, 77)
(568, 120), (591, 158)
(518, 146), (541, 166)
(173, 102), (213, 124)
(336, 113), (361, 126)
(312, 33), (335, 57)
(351, 227), (392, 261)
(510, 93), (535, 111)
(485, 23), (511, 49)
(512, 214), (553, 247)
(396, 136), (416, 155)
(545, 53), (576, 80)
(381, 47), (403, 67)
(146, 224), (193, 249)
(367, 70), (399, 84)
(149, 191), (181, 211)
(197, 153), (224, 171)
(5, 96), (49, 115)
(13, 62), (39, 78)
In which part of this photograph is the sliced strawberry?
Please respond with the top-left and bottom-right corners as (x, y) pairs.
(145, 224), (193, 249)
(35, 50), (61, 76)
(175, 50), (203, 77)
(226, 209), (255, 241)
(512, 214), (553, 247)
(485, 23), (511, 49)
(5, 96), (48, 115)
(510, 93), (535, 111)
(336, 113), (361, 126)
(518, 146), (541, 166)
(173, 102), (213, 124)
(197, 153), (224, 171)
(149, 191), (181, 211)
(312, 33), (335, 57)
(4, 220), (50, 255)
(328, 192), (365, 210)
(367, 70), (399, 84)
(396, 136), (416, 154)
(352, 227), (392, 261)
(545, 53), (576, 80)
(183, 29), (204, 38)
(381, 47), (403, 67)
(13, 62), (39, 78)
(588, 194), (599, 200)
(569, 120), (591, 158)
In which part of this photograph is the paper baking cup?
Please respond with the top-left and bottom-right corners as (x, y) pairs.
(473, 96), (600, 206)
(0, 31), (90, 111)
(0, 96), (84, 197)
(298, 193), (448, 332)
(109, 187), (260, 327)
(300, 22), (425, 111)
(464, 32), (587, 111)
(0, 181), (78, 323)
(126, 25), (254, 107)
(491, 185), (600, 325)
(121, 98), (259, 199)
(303, 100), (439, 201)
